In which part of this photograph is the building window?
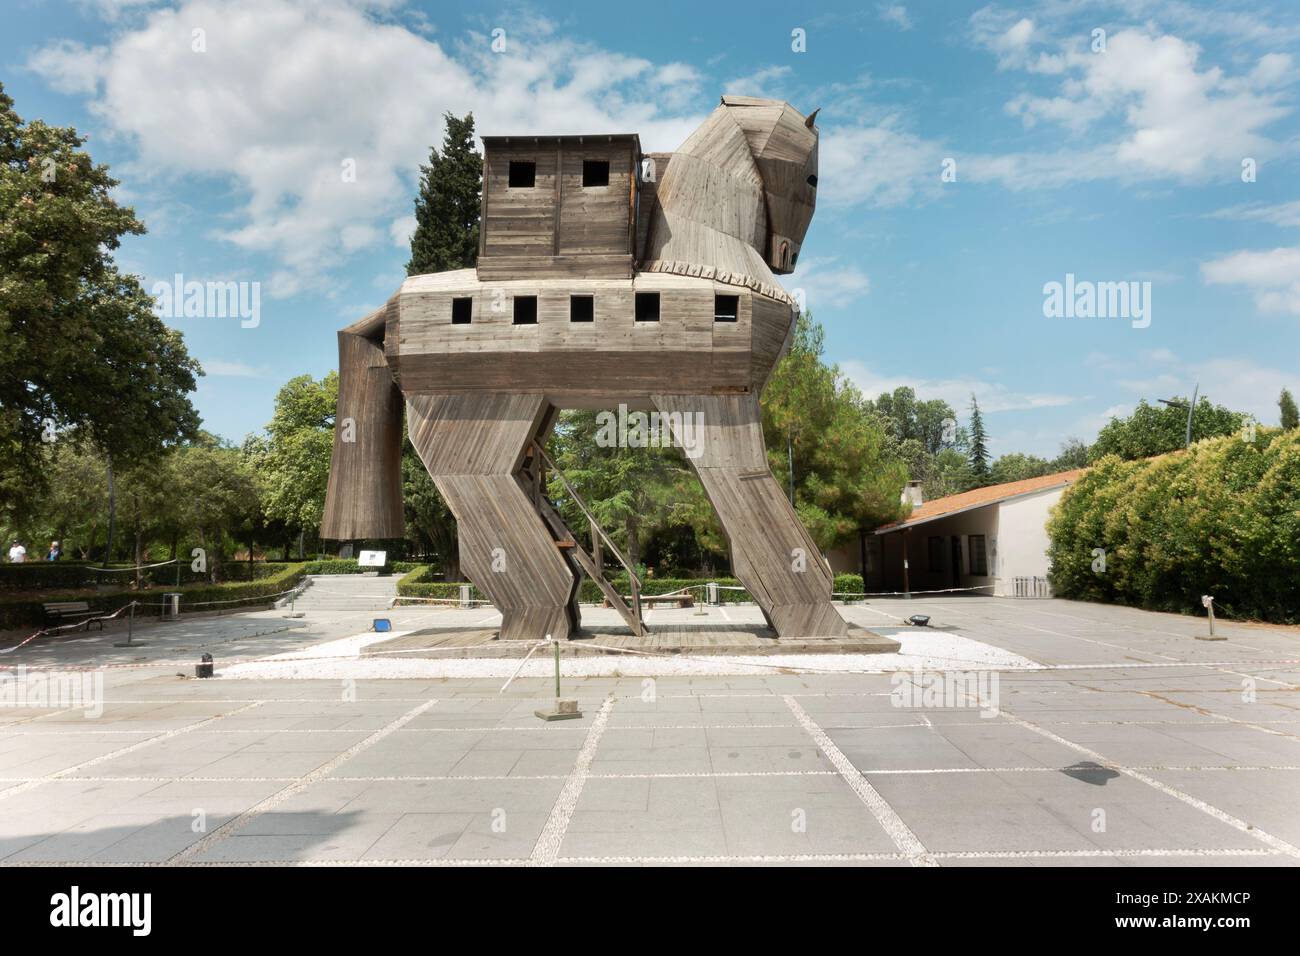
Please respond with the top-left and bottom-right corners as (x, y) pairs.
(512, 295), (538, 325)
(928, 536), (944, 573)
(582, 160), (610, 187)
(508, 161), (536, 188)
(714, 294), (739, 322)
(451, 297), (472, 325)
(807, 173), (818, 188)
(969, 535), (988, 576)
(569, 295), (594, 322)
(634, 292), (660, 322)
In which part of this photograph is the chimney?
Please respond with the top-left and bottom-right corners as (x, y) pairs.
(901, 480), (924, 508)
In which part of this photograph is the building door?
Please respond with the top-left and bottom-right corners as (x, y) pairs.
(950, 536), (962, 588)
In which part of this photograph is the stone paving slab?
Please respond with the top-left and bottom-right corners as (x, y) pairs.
(0, 595), (1298, 866)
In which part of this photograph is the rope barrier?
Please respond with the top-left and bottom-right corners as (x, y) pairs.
(836, 585), (997, 598)
(1, 582), (309, 656)
(83, 559), (179, 574)
(1, 601), (141, 655)
(389, 595), (493, 608)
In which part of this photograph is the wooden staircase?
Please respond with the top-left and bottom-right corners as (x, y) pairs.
(525, 442), (647, 637)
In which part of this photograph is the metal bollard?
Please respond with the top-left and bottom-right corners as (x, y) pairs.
(1196, 595), (1225, 641)
(196, 653), (214, 678)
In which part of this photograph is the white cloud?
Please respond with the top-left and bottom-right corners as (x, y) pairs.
(877, 4), (913, 31)
(388, 214), (416, 249)
(819, 117), (943, 207)
(200, 358), (266, 377)
(1085, 349), (1300, 426)
(25, 40), (106, 94)
(1208, 199), (1300, 228)
(1201, 246), (1300, 315)
(841, 360), (1079, 414)
(968, 24), (1292, 186)
(723, 65), (793, 99)
(790, 258), (870, 310)
(29, 0), (703, 295)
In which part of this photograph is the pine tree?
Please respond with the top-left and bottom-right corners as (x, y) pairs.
(1280, 388), (1299, 430)
(406, 113), (482, 276)
(967, 394), (990, 485)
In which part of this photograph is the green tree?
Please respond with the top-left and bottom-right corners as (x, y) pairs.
(403, 442), (460, 578)
(762, 313), (907, 548)
(406, 113), (483, 276)
(924, 447), (975, 499)
(259, 372), (337, 536)
(0, 83), (201, 519)
(868, 387), (957, 455)
(546, 410), (682, 569)
(168, 442), (262, 582)
(1089, 397), (1245, 462)
(1052, 437), (1091, 470)
(967, 394), (990, 484)
(990, 452), (1053, 484)
(1280, 388), (1299, 430)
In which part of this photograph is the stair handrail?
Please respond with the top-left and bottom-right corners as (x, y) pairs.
(532, 443), (644, 590)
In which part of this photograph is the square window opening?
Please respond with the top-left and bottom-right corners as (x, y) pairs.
(508, 161), (536, 188)
(634, 292), (660, 322)
(582, 160), (610, 187)
(714, 294), (740, 322)
(513, 295), (538, 325)
(451, 297), (472, 325)
(570, 295), (594, 322)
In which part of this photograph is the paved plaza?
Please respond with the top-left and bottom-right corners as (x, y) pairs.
(1, 586), (1298, 866)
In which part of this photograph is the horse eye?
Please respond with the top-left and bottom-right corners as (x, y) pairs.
(806, 174), (818, 188)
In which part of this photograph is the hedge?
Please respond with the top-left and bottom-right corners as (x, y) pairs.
(394, 566), (866, 605)
(1047, 428), (1300, 623)
(0, 559), (303, 592)
(300, 558), (421, 575)
(0, 563), (309, 631)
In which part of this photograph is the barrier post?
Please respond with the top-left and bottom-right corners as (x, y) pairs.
(535, 634), (582, 721)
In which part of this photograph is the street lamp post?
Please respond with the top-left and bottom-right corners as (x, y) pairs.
(1158, 383), (1199, 449)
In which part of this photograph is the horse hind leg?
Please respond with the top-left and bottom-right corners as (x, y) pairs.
(653, 393), (849, 639)
(407, 393), (577, 641)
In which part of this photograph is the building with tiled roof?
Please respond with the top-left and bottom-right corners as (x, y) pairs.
(828, 469), (1085, 597)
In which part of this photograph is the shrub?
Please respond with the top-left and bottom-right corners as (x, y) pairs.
(1048, 429), (1299, 623)
(301, 558), (421, 576)
(0, 563), (308, 631)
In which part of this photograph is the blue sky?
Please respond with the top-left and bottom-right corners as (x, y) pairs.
(5, 0), (1299, 458)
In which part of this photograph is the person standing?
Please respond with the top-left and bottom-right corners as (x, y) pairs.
(46, 540), (62, 561)
(7, 541), (27, 563)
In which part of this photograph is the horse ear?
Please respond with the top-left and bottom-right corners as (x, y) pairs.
(804, 108), (820, 130)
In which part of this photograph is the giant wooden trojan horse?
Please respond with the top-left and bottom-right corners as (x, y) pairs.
(321, 96), (854, 642)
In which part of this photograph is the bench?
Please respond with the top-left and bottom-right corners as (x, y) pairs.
(43, 601), (105, 631)
(603, 594), (694, 609)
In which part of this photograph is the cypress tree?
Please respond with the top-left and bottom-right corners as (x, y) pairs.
(968, 394), (991, 484)
(1280, 388), (1299, 430)
(406, 113), (482, 275)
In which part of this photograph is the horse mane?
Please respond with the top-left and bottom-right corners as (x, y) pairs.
(640, 104), (792, 304)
